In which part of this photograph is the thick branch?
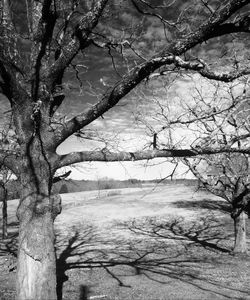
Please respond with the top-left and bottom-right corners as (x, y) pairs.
(56, 144), (250, 169)
(56, 149), (197, 169)
(55, 144), (250, 169)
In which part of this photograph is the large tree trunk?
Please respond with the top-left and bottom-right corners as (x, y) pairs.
(17, 210), (57, 300)
(233, 211), (247, 254)
(16, 158), (61, 300)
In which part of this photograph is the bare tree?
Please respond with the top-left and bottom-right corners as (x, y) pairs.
(133, 70), (250, 253)
(0, 1), (249, 299)
(156, 80), (250, 254)
(184, 154), (250, 254)
(136, 75), (250, 253)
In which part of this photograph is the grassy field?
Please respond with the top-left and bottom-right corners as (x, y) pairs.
(1, 183), (250, 300)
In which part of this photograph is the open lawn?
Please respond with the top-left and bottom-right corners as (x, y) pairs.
(1, 183), (250, 300)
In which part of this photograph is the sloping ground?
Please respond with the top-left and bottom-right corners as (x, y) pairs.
(56, 184), (221, 229)
(1, 183), (250, 300)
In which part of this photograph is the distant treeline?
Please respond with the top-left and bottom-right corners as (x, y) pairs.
(4, 178), (198, 199)
(54, 178), (198, 194)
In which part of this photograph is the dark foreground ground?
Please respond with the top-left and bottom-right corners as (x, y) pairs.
(1, 183), (250, 300)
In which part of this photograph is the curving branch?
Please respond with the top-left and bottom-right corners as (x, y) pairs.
(171, 56), (250, 82)
(150, 56), (250, 82)
(198, 67), (250, 82)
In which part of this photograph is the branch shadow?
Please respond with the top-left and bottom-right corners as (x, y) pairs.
(0, 214), (248, 300)
(55, 224), (119, 300)
(55, 214), (250, 300)
(124, 214), (232, 253)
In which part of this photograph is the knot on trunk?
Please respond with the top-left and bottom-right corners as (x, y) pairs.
(17, 194), (62, 221)
(34, 194), (62, 219)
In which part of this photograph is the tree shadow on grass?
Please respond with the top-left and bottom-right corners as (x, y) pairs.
(1, 216), (248, 300)
(120, 215), (250, 299)
(55, 225), (101, 300)
(124, 214), (232, 253)
(55, 215), (250, 300)
(171, 198), (231, 214)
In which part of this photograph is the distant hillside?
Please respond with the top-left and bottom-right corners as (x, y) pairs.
(53, 178), (143, 194)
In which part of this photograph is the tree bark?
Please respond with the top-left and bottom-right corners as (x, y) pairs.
(17, 211), (57, 300)
(233, 211), (247, 254)
(16, 192), (61, 300)
(15, 154), (61, 300)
